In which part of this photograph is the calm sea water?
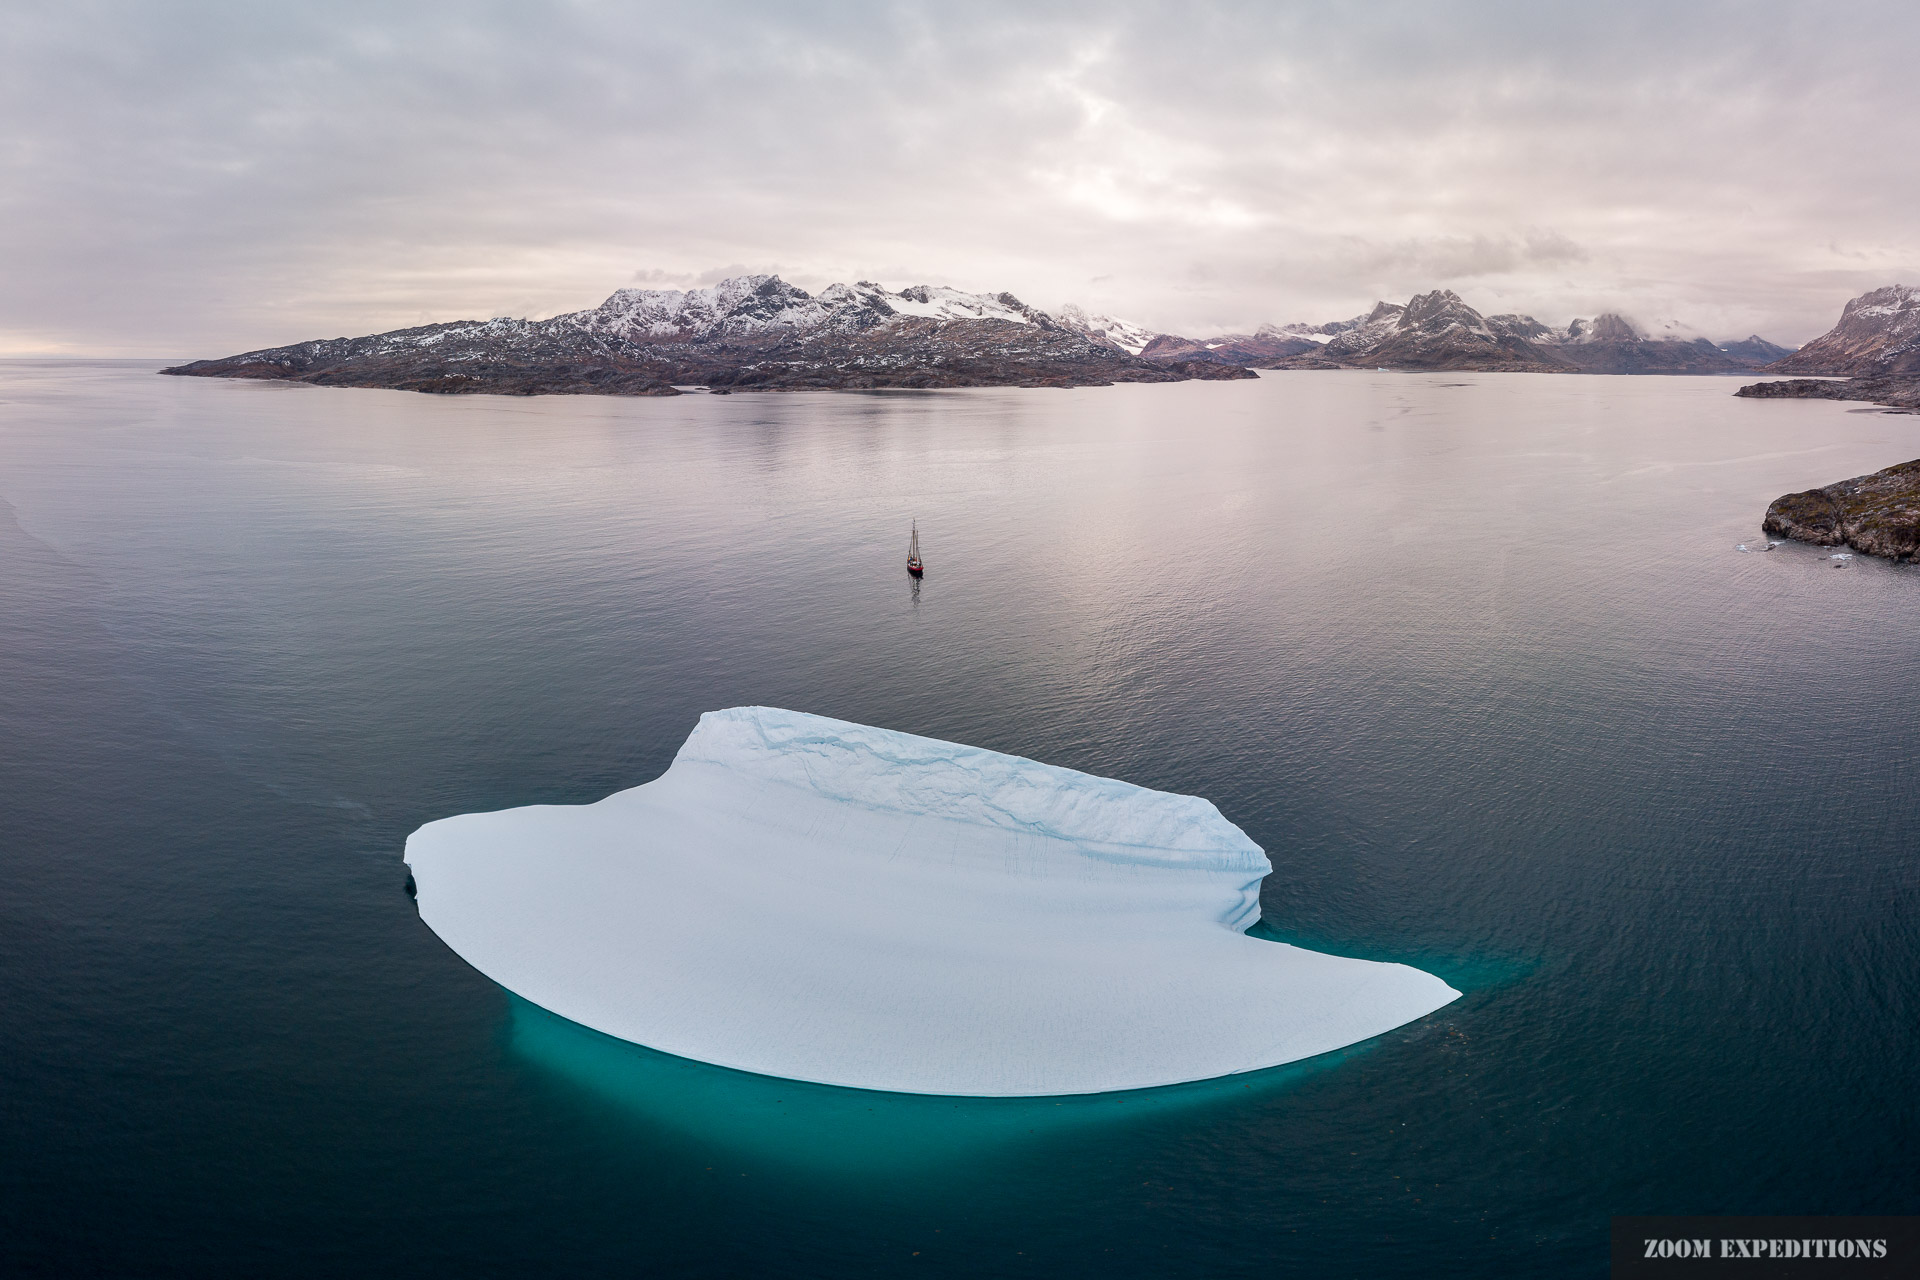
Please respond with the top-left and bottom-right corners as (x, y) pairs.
(1, 361), (1915, 1277)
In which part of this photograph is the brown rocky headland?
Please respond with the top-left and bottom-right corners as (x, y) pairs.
(1735, 376), (1920, 413)
(1763, 459), (1920, 562)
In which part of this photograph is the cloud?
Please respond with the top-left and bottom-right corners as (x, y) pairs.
(1331, 232), (1591, 287)
(1, 1), (1917, 352)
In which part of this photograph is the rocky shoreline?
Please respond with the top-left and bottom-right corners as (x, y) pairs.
(1763, 458), (1920, 562)
(1736, 287), (1920, 561)
(1734, 376), (1920, 413)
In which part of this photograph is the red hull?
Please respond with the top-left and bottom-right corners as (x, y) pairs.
(907, 562), (924, 577)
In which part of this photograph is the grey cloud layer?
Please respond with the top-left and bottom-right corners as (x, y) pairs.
(3, 0), (1917, 354)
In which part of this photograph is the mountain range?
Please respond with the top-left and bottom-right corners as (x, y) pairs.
(1132, 290), (1794, 375)
(168, 273), (1874, 398)
(162, 276), (1253, 395)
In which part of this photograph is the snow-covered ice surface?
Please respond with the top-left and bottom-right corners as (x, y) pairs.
(407, 707), (1460, 1097)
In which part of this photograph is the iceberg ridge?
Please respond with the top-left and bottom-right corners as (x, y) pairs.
(679, 707), (1270, 868)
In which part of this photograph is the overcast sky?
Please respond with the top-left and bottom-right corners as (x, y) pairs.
(4, 0), (1918, 355)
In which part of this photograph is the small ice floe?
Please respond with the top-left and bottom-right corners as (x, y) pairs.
(1736, 543), (1751, 552)
(1832, 553), (1853, 560)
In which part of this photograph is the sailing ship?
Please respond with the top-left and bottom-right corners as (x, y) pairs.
(906, 521), (925, 578)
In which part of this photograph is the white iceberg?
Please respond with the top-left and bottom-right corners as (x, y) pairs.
(406, 707), (1460, 1096)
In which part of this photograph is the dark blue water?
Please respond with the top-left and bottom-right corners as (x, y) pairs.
(2, 361), (1915, 1277)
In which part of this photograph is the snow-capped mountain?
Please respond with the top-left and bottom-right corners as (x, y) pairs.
(1270, 320), (1344, 343)
(1131, 311), (1381, 367)
(1765, 284), (1920, 375)
(868, 283), (1044, 325)
(1565, 313), (1644, 343)
(1053, 304), (1157, 355)
(571, 276), (1048, 342)
(162, 276), (1254, 395)
(1137, 324), (1325, 366)
(1320, 301), (1410, 361)
(163, 270), (1816, 393)
(1138, 293), (1775, 374)
(1718, 335), (1794, 365)
(1539, 312), (1749, 373)
(1241, 293), (1778, 374)
(1313, 291), (1560, 370)
(1486, 313), (1559, 343)
(572, 274), (830, 341)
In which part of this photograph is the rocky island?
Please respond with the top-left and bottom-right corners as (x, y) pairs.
(161, 276), (1254, 396)
(1763, 459), (1920, 562)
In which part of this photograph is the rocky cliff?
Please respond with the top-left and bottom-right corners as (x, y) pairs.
(163, 276), (1254, 396)
(1763, 458), (1920, 561)
(1763, 285), (1920, 376)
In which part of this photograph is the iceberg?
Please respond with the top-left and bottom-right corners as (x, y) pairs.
(406, 707), (1460, 1096)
